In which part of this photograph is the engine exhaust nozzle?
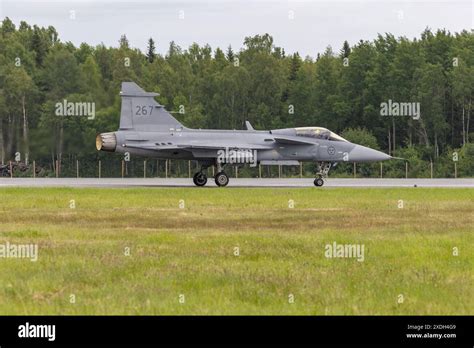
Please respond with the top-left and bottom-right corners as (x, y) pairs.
(96, 132), (117, 152)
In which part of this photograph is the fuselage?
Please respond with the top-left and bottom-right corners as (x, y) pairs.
(102, 126), (391, 164)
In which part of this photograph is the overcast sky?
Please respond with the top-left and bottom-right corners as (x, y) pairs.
(1, 0), (472, 58)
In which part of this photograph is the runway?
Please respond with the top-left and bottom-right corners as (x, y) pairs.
(0, 178), (473, 188)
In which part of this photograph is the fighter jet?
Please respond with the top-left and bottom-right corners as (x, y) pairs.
(96, 82), (392, 187)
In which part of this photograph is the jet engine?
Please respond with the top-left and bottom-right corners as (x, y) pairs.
(96, 132), (117, 152)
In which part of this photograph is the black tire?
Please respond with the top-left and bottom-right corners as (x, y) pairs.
(215, 172), (229, 187)
(314, 178), (324, 187)
(193, 172), (207, 186)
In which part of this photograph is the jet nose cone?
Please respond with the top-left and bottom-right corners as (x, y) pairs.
(349, 145), (391, 162)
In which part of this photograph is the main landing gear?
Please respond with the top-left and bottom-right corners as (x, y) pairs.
(193, 171), (207, 186)
(192, 162), (229, 187)
(214, 171), (229, 187)
(314, 162), (332, 187)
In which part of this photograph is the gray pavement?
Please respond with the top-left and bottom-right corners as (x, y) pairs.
(0, 178), (473, 188)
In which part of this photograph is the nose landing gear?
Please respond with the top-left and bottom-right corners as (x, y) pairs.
(313, 162), (332, 187)
(314, 176), (324, 187)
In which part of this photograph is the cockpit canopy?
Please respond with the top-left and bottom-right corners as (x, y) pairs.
(295, 127), (348, 142)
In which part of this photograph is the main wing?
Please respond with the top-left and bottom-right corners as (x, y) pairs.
(123, 141), (272, 158)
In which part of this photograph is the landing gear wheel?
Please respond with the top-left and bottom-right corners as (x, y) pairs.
(193, 172), (207, 186)
(215, 172), (229, 187)
(314, 177), (324, 187)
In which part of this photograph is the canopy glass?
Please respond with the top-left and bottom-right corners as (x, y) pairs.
(295, 127), (348, 142)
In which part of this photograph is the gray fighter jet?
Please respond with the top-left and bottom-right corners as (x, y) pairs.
(96, 82), (392, 187)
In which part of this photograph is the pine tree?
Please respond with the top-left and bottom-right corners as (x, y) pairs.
(31, 26), (48, 66)
(119, 34), (129, 49)
(289, 53), (301, 81)
(226, 45), (234, 62)
(146, 38), (156, 63)
(340, 40), (351, 58)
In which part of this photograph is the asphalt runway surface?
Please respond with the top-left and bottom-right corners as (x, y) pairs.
(0, 178), (473, 188)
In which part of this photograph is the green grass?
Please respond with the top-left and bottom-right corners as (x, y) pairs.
(0, 187), (472, 315)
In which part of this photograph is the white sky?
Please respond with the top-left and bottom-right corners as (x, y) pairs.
(1, 0), (472, 58)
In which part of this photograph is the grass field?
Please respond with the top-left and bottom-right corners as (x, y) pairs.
(0, 187), (472, 315)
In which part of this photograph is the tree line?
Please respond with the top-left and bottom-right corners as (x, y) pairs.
(0, 17), (472, 177)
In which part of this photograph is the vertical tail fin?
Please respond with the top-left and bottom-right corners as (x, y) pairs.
(119, 82), (185, 131)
